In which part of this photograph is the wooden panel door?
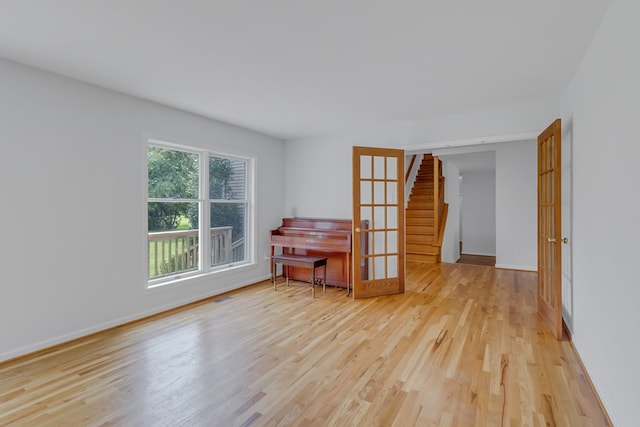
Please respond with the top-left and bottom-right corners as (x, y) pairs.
(352, 146), (405, 298)
(538, 119), (563, 340)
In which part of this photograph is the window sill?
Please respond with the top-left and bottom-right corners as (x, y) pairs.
(146, 261), (257, 292)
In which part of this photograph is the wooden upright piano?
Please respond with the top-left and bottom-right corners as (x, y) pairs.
(270, 217), (365, 289)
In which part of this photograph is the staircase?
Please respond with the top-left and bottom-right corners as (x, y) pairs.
(406, 154), (446, 263)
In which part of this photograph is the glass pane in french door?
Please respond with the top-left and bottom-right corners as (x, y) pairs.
(359, 155), (400, 280)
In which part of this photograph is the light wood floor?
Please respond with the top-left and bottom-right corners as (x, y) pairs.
(0, 262), (609, 426)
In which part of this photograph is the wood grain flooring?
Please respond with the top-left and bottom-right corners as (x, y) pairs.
(0, 262), (610, 426)
(457, 254), (496, 266)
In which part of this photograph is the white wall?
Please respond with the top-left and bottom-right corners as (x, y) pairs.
(0, 58), (285, 362)
(559, 0), (640, 424)
(436, 142), (537, 269)
(284, 98), (554, 219)
(441, 162), (460, 263)
(460, 171), (496, 256)
(284, 136), (354, 218)
(495, 140), (537, 270)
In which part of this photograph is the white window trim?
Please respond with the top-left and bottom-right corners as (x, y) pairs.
(146, 140), (255, 288)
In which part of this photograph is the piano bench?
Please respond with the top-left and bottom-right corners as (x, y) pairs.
(271, 254), (328, 298)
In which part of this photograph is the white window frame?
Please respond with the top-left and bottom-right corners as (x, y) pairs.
(146, 140), (254, 288)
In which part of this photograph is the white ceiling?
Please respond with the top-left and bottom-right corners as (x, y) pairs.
(0, 1), (612, 141)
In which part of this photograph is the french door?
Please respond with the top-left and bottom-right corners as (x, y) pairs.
(352, 146), (405, 298)
(538, 119), (563, 339)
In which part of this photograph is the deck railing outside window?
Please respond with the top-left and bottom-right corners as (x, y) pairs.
(149, 226), (244, 278)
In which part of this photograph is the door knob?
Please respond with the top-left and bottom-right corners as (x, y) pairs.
(355, 227), (361, 233)
(562, 237), (569, 244)
(547, 237), (556, 243)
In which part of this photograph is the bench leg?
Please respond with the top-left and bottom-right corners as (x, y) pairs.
(286, 265), (290, 287)
(323, 264), (327, 294)
(272, 259), (328, 298)
(273, 262), (277, 291)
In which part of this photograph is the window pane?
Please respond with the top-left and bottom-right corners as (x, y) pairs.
(148, 146), (198, 199)
(360, 155), (372, 179)
(211, 202), (246, 266)
(148, 201), (199, 279)
(374, 231), (385, 255)
(386, 157), (397, 179)
(387, 231), (398, 253)
(387, 181), (397, 204)
(387, 255), (398, 278)
(210, 157), (246, 200)
(360, 181), (372, 204)
(365, 232), (374, 258)
(373, 156), (385, 179)
(148, 201), (198, 232)
(374, 181), (385, 204)
(373, 206), (385, 229)
(387, 206), (397, 228)
(360, 207), (372, 229)
(374, 256), (386, 279)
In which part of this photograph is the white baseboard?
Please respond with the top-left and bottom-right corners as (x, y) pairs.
(495, 263), (537, 272)
(461, 252), (496, 257)
(0, 274), (271, 363)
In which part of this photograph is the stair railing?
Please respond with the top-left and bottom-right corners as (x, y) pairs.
(405, 153), (423, 208)
(432, 157), (448, 249)
(405, 154), (417, 183)
(436, 172), (447, 246)
(433, 157), (440, 239)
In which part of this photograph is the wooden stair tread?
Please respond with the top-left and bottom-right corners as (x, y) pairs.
(406, 154), (443, 263)
(406, 210), (434, 218)
(406, 234), (435, 244)
(407, 203), (434, 209)
(406, 224), (435, 231)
